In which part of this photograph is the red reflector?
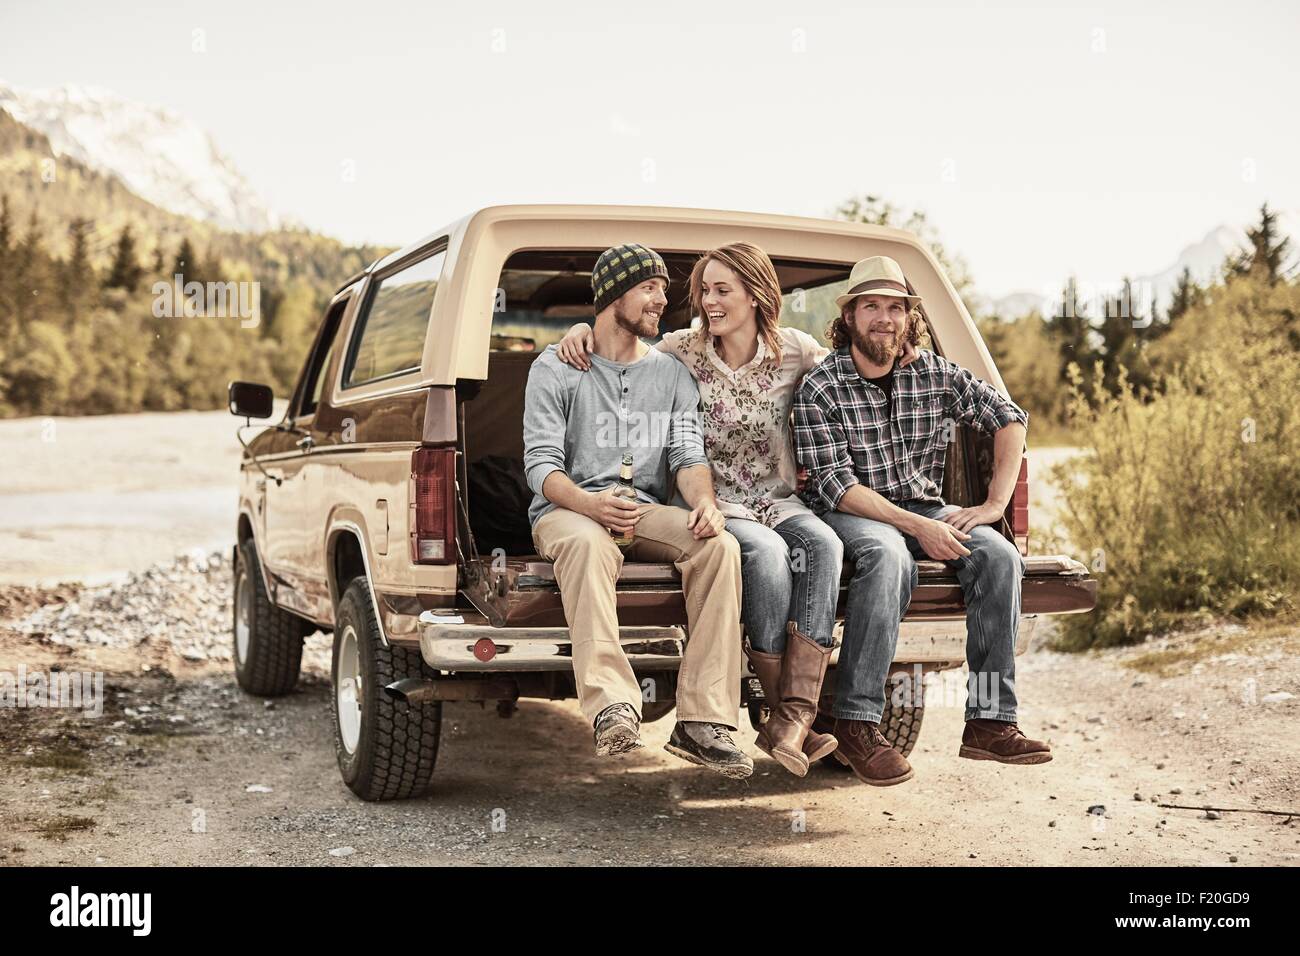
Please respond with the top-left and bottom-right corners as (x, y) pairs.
(473, 638), (497, 662)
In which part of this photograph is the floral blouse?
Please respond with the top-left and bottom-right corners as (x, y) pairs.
(658, 325), (829, 528)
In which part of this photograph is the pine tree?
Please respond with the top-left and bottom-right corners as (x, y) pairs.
(60, 217), (97, 313)
(1098, 278), (1151, 393)
(1165, 266), (1200, 324)
(174, 237), (201, 283)
(105, 224), (144, 290)
(1230, 202), (1294, 285)
(0, 193), (12, 262)
(1045, 276), (1096, 372)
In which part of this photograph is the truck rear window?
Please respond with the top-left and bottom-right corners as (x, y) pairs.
(344, 248), (447, 386)
(490, 249), (856, 352)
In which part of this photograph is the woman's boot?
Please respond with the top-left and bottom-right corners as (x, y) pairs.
(745, 639), (837, 768)
(764, 622), (836, 777)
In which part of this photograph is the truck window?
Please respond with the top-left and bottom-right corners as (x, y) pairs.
(298, 295), (350, 417)
(343, 248), (447, 386)
(491, 249), (865, 353)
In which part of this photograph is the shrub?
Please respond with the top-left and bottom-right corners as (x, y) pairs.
(1049, 290), (1300, 648)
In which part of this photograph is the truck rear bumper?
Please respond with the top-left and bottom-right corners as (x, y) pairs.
(417, 613), (1040, 672)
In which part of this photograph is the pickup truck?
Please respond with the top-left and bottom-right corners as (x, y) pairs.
(227, 204), (1097, 801)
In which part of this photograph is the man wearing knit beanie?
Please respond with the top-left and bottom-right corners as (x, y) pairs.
(521, 243), (752, 778)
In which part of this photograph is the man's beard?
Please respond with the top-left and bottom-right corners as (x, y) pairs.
(613, 298), (660, 338)
(847, 319), (905, 366)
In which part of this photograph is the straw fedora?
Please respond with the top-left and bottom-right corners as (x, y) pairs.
(834, 256), (922, 310)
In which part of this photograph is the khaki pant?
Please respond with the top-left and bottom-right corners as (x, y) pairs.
(531, 503), (743, 728)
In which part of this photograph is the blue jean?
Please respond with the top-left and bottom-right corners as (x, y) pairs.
(725, 513), (844, 653)
(823, 500), (1025, 723)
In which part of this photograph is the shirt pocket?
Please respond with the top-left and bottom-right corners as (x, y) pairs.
(901, 394), (950, 453)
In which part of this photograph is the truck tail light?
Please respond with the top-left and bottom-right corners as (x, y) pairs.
(1008, 455), (1029, 555)
(410, 447), (457, 565)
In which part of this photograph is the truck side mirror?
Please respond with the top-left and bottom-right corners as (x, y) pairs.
(228, 381), (274, 419)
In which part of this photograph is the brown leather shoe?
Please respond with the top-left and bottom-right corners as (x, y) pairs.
(746, 639), (837, 770)
(832, 718), (914, 786)
(763, 623), (836, 777)
(959, 719), (1052, 764)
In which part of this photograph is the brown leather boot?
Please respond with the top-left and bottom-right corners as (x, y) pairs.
(959, 719), (1052, 764)
(832, 718), (914, 786)
(764, 623), (835, 777)
(746, 641), (837, 767)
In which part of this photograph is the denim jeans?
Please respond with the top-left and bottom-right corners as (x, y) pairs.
(725, 513), (844, 653)
(823, 500), (1025, 723)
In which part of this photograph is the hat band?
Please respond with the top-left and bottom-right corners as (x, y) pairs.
(845, 278), (910, 296)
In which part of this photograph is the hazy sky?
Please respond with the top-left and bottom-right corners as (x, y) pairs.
(2, 0), (1296, 296)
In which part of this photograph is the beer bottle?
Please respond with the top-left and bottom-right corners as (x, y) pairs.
(611, 453), (637, 548)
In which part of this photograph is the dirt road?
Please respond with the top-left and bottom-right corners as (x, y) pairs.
(2, 551), (1296, 867)
(0, 409), (1296, 865)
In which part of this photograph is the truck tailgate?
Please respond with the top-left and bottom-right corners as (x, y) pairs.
(461, 553), (1096, 628)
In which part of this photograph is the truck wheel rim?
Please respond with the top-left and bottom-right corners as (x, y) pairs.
(235, 569), (252, 665)
(337, 625), (362, 754)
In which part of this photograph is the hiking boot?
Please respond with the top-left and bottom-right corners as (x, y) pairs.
(746, 640), (837, 768)
(832, 718), (914, 786)
(593, 702), (643, 757)
(764, 623), (835, 778)
(665, 721), (754, 779)
(959, 719), (1052, 765)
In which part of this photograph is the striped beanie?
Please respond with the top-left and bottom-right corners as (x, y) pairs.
(591, 242), (669, 314)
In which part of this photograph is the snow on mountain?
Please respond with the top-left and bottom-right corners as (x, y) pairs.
(0, 80), (279, 233)
(982, 211), (1299, 319)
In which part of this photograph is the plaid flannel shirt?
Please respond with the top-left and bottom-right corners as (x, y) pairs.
(793, 347), (1028, 512)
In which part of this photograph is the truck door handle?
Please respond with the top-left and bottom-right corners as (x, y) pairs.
(296, 435), (315, 451)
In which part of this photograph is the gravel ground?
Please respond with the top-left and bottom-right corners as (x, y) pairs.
(1, 551), (1296, 867)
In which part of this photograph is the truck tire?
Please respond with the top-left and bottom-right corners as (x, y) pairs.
(233, 538), (306, 697)
(332, 577), (441, 801)
(881, 700), (924, 757)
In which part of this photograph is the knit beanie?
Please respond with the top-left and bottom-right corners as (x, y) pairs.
(591, 242), (669, 314)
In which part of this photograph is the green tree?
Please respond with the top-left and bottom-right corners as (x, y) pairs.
(1164, 266), (1201, 325)
(1097, 278), (1154, 394)
(1229, 202), (1294, 285)
(173, 237), (201, 283)
(104, 224), (145, 290)
(1043, 276), (1097, 374)
(0, 193), (12, 261)
(60, 217), (97, 313)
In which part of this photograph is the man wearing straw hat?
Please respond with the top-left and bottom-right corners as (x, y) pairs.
(794, 255), (1048, 787)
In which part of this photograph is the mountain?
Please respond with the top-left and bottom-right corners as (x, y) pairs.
(0, 80), (279, 233)
(981, 212), (1300, 319)
(0, 106), (385, 283)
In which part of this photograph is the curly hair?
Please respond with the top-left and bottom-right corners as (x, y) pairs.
(826, 298), (926, 351)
